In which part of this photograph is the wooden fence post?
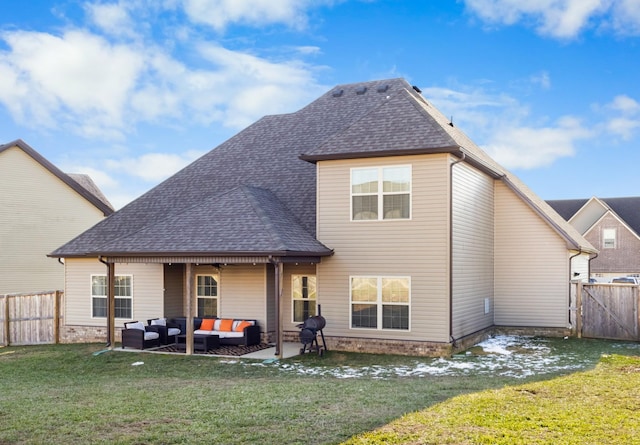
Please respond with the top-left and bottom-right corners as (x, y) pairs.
(576, 282), (583, 339)
(3, 295), (9, 346)
(54, 291), (60, 344)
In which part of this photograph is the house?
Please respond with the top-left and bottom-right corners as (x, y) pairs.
(547, 197), (640, 282)
(50, 78), (595, 356)
(0, 139), (114, 295)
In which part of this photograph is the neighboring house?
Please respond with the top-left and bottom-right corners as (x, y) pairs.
(547, 197), (640, 282)
(0, 139), (113, 294)
(50, 79), (595, 356)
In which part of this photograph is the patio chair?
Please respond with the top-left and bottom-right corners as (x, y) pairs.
(147, 318), (181, 345)
(121, 321), (160, 349)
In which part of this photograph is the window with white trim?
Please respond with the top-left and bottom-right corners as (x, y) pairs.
(196, 274), (219, 317)
(350, 276), (410, 330)
(292, 275), (317, 323)
(351, 166), (411, 220)
(603, 228), (616, 249)
(91, 275), (132, 319)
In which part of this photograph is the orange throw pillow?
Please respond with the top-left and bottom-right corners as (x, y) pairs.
(235, 321), (252, 332)
(200, 319), (215, 330)
(220, 319), (234, 331)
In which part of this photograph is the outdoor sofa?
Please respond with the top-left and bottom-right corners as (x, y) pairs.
(170, 317), (260, 346)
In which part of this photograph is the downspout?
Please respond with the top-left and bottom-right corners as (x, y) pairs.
(98, 256), (113, 347)
(568, 249), (583, 329)
(449, 152), (466, 347)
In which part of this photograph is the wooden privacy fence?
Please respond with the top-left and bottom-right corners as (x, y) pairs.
(572, 282), (639, 341)
(0, 291), (63, 346)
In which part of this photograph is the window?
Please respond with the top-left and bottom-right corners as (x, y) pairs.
(292, 275), (317, 323)
(351, 166), (411, 220)
(350, 276), (410, 330)
(603, 228), (616, 249)
(196, 274), (219, 317)
(91, 275), (132, 319)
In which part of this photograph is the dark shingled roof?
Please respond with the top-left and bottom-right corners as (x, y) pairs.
(51, 77), (595, 258)
(546, 199), (589, 221)
(52, 78), (422, 258)
(548, 197), (640, 236)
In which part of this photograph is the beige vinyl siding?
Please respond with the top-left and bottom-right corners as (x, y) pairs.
(64, 258), (163, 328)
(317, 154), (450, 343)
(0, 147), (105, 294)
(494, 182), (569, 327)
(216, 264), (267, 327)
(451, 163), (494, 338)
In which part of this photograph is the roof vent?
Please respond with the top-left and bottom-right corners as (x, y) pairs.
(332, 89), (344, 97)
(356, 86), (367, 95)
(412, 85), (422, 93)
(377, 84), (389, 93)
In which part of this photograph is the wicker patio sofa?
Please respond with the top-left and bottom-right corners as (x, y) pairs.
(170, 317), (260, 346)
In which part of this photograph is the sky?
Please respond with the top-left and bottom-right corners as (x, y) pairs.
(1, 1), (639, 210)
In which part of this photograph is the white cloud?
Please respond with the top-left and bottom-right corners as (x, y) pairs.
(484, 116), (591, 169)
(0, 18), (325, 138)
(0, 30), (143, 136)
(530, 71), (551, 90)
(603, 95), (640, 140)
(425, 86), (591, 169)
(106, 150), (206, 182)
(85, 2), (136, 37)
(183, 0), (311, 31)
(463, 0), (640, 38)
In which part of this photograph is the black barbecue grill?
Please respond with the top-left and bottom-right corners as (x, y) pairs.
(297, 313), (327, 356)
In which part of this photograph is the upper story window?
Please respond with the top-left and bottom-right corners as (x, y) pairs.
(603, 228), (616, 249)
(91, 275), (132, 319)
(351, 166), (411, 221)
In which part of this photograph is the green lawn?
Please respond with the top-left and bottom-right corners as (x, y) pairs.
(343, 354), (640, 445)
(0, 340), (638, 444)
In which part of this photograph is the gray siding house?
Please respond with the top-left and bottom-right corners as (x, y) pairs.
(51, 78), (595, 356)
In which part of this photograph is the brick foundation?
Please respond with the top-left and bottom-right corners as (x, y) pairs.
(59, 324), (572, 356)
(60, 325), (121, 344)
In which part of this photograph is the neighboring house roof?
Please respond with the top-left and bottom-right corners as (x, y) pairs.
(545, 199), (589, 221)
(547, 197), (640, 237)
(51, 78), (595, 258)
(0, 139), (114, 216)
(67, 173), (114, 212)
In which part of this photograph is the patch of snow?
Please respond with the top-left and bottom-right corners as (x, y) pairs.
(264, 335), (639, 380)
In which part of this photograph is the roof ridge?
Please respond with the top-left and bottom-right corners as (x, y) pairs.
(241, 185), (295, 251)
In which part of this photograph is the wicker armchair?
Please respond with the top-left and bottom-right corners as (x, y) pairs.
(147, 318), (181, 345)
(121, 321), (160, 349)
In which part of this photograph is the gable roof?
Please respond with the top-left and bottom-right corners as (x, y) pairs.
(51, 78), (595, 258)
(0, 139), (114, 216)
(548, 196), (640, 237)
(546, 199), (590, 221)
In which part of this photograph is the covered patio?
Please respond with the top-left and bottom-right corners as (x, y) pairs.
(118, 341), (304, 359)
